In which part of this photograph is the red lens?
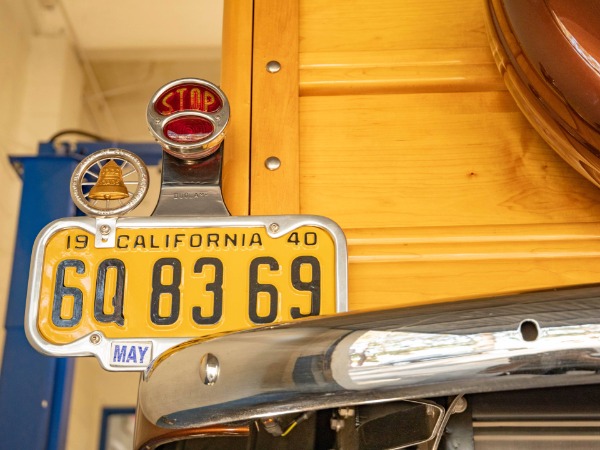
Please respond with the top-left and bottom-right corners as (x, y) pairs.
(164, 116), (214, 143)
(155, 83), (222, 116)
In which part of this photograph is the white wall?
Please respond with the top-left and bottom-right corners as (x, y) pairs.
(0, 1), (223, 448)
(85, 58), (221, 142)
(0, 0), (88, 368)
(0, 0), (37, 369)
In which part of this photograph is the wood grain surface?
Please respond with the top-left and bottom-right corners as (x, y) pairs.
(222, 0), (600, 311)
(220, 0), (253, 215)
(249, 0), (300, 214)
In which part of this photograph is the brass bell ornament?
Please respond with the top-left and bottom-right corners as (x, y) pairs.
(88, 160), (130, 200)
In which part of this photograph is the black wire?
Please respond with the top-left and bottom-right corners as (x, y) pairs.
(48, 129), (112, 143)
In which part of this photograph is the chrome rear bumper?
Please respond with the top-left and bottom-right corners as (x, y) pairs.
(139, 284), (600, 429)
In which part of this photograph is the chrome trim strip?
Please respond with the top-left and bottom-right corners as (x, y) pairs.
(25, 215), (347, 371)
(138, 284), (600, 428)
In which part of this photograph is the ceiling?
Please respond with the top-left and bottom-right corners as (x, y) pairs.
(29, 0), (224, 60)
(19, 0), (225, 140)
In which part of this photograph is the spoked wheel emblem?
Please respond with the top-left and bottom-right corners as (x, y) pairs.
(70, 148), (149, 217)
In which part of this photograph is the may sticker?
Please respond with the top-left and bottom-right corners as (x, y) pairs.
(110, 341), (153, 368)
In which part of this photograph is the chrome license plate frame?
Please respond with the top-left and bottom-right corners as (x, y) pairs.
(26, 215), (347, 371)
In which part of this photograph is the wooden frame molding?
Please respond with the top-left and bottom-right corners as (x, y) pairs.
(221, 0), (254, 215)
(250, 0), (300, 214)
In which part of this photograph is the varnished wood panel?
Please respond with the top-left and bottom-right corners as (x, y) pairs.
(221, 0), (600, 311)
(221, 0), (253, 215)
(250, 0), (300, 214)
(299, 0), (487, 53)
(299, 91), (600, 228)
(296, 0), (600, 307)
(300, 48), (505, 96)
(346, 223), (600, 310)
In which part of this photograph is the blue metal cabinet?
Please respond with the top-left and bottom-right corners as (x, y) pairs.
(0, 143), (161, 450)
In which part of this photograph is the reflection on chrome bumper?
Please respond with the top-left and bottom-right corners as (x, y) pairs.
(139, 284), (600, 429)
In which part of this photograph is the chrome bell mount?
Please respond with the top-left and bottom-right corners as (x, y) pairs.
(69, 78), (231, 219)
(70, 148), (149, 217)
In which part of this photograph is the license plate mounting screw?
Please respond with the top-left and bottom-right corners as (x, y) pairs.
(269, 223), (280, 233)
(89, 333), (102, 345)
(99, 224), (111, 235)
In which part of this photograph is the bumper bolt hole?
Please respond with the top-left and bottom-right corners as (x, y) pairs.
(519, 319), (540, 342)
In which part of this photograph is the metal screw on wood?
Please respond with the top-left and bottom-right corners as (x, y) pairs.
(265, 156), (281, 171)
(266, 60), (281, 73)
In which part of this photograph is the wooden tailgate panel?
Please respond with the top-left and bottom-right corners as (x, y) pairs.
(222, 0), (600, 311)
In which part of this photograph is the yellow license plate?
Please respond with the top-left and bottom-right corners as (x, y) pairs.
(26, 216), (347, 370)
